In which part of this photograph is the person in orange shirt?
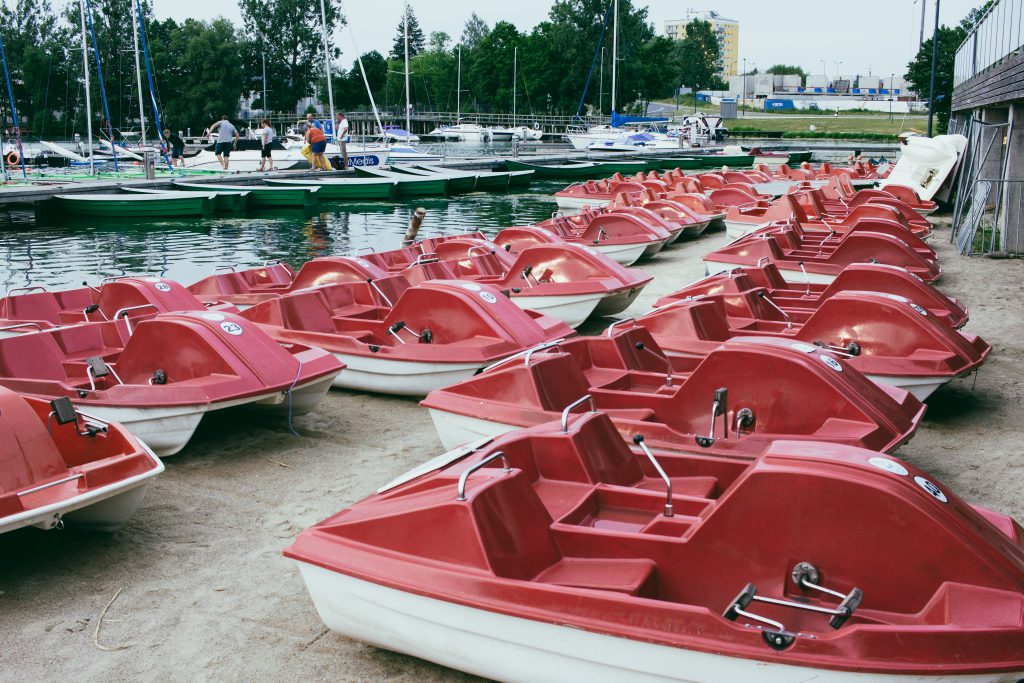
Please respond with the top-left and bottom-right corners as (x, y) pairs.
(305, 122), (328, 171)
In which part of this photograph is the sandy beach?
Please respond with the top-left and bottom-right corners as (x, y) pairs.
(2, 216), (1022, 682)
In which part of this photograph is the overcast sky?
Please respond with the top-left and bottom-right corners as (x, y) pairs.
(137, 0), (981, 78)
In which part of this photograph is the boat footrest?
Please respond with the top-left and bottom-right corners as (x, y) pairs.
(534, 557), (657, 597)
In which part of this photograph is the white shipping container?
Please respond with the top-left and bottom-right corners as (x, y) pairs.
(805, 74), (829, 88)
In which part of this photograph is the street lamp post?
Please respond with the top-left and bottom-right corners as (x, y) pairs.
(927, 0), (941, 136)
(834, 61), (843, 82)
(742, 57), (746, 117)
(889, 72), (894, 121)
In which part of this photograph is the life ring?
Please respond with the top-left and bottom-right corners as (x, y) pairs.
(6, 151), (19, 165)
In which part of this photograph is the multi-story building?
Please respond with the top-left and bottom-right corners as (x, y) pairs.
(664, 10), (739, 79)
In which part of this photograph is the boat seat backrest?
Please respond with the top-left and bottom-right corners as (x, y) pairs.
(0, 292), (63, 324)
(527, 354), (594, 412)
(402, 261), (460, 286)
(0, 331), (69, 381)
(275, 290), (338, 333)
(0, 391), (68, 495)
(569, 413), (645, 486)
(244, 262), (295, 287)
(193, 272), (253, 296)
(678, 301), (732, 341)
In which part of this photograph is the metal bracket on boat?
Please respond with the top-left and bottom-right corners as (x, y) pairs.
(634, 342), (673, 387)
(561, 394), (596, 433)
(413, 253), (440, 265)
(85, 356), (123, 392)
(756, 292), (792, 329)
(632, 435), (673, 517)
(113, 304), (160, 335)
(466, 245), (493, 260)
(213, 264), (238, 273)
(755, 257), (770, 268)
(735, 408), (755, 435)
(0, 321), (44, 334)
(521, 265), (542, 288)
(481, 339), (567, 373)
(100, 274), (155, 285)
(4, 285), (47, 297)
(695, 388), (728, 448)
(353, 246), (376, 255)
(81, 281), (103, 295)
(456, 451), (511, 501)
(365, 278), (394, 308)
(263, 259), (283, 267)
(593, 228), (609, 244)
(813, 341), (861, 357)
(387, 320), (420, 344)
(723, 584), (796, 651)
(17, 472), (85, 498)
(797, 261), (811, 295)
(605, 318), (638, 336)
(81, 303), (104, 321)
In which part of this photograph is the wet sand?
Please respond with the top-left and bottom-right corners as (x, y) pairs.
(2, 216), (1021, 682)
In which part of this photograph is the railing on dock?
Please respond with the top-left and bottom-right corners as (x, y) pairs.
(954, 0), (1024, 87)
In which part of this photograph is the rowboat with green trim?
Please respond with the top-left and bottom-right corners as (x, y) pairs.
(172, 181), (318, 208)
(122, 187), (250, 212)
(504, 160), (603, 180)
(264, 177), (396, 200)
(390, 165), (476, 193)
(353, 167), (448, 197)
(54, 192), (216, 218)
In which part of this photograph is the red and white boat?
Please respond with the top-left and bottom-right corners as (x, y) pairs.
(1, 387), (163, 534)
(554, 178), (647, 211)
(189, 240), (653, 328)
(421, 321), (924, 454)
(656, 263), (969, 329)
(703, 224), (941, 284)
(637, 288), (990, 400)
(286, 411), (1024, 682)
(238, 279), (573, 396)
(0, 279), (343, 455)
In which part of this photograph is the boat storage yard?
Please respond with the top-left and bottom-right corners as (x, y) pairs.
(1, 131), (1023, 681)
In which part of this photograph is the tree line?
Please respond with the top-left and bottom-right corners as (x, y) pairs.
(0, 0), (723, 139)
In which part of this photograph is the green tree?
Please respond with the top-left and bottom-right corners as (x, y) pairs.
(904, 2), (990, 133)
(428, 31), (451, 53)
(466, 21), (523, 111)
(0, 0), (70, 136)
(461, 12), (489, 49)
(239, 0), (344, 116)
(674, 20), (718, 98)
(766, 64), (806, 85)
(390, 6), (426, 59)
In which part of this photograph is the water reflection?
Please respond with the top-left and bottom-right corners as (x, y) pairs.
(0, 182), (565, 289)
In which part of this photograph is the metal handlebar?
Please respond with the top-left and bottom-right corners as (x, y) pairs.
(632, 435), (673, 517)
(756, 291), (792, 329)
(5, 285), (47, 297)
(605, 317), (637, 336)
(0, 322), (43, 333)
(456, 451), (511, 501)
(17, 473), (85, 497)
(413, 253), (440, 265)
(214, 265), (237, 273)
(481, 339), (566, 373)
(466, 245), (492, 259)
(365, 279), (394, 308)
(561, 394), (596, 433)
(113, 304), (160, 335)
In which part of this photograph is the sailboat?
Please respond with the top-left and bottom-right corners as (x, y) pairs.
(509, 46), (542, 141)
(427, 45), (493, 142)
(384, 4), (443, 163)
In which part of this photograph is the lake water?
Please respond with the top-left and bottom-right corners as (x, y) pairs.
(0, 181), (568, 291)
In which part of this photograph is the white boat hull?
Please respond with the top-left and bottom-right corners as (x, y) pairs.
(723, 219), (771, 241)
(428, 408), (519, 450)
(512, 292), (605, 328)
(0, 449), (163, 534)
(864, 374), (950, 401)
(293, 564), (1013, 683)
(332, 354), (484, 396)
(555, 196), (610, 212)
(596, 242), (652, 266)
(593, 287), (645, 316)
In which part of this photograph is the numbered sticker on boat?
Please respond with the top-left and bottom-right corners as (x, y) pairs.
(868, 456), (908, 476)
(479, 292), (498, 304)
(154, 282), (172, 292)
(202, 313), (226, 321)
(914, 476), (947, 503)
(910, 303), (928, 316)
(461, 283), (482, 292)
(790, 342), (817, 353)
(220, 321), (244, 336)
(820, 355), (843, 371)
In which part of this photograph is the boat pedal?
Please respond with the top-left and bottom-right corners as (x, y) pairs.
(694, 387), (728, 448)
(150, 369), (167, 385)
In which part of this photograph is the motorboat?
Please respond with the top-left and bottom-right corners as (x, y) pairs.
(0, 387), (163, 534)
(237, 279), (573, 396)
(656, 262), (969, 329)
(703, 223), (941, 284)
(636, 288), (990, 400)
(0, 278), (343, 455)
(383, 145), (445, 164)
(426, 123), (492, 142)
(188, 240), (652, 328)
(421, 320), (924, 454)
(285, 411), (1024, 682)
(509, 124), (544, 141)
(382, 125), (420, 143)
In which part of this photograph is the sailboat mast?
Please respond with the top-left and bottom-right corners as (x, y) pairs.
(456, 44), (461, 121)
(404, 3), (410, 133)
(611, 0), (618, 114)
(78, 0), (94, 173)
(319, 0), (336, 140)
(512, 46), (517, 127)
(130, 0), (146, 146)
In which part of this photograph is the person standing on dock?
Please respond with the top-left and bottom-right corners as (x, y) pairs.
(163, 129), (186, 168)
(335, 112), (349, 170)
(208, 115), (239, 171)
(259, 120), (276, 172)
(305, 122), (328, 171)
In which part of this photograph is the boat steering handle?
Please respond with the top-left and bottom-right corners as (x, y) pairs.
(456, 451), (510, 501)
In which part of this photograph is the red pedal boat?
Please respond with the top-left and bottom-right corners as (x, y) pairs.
(0, 278), (343, 455)
(703, 223), (941, 284)
(637, 288), (990, 400)
(1, 388), (163, 534)
(656, 263), (969, 329)
(238, 279), (573, 395)
(285, 412), (1024, 682)
(421, 321), (924, 455)
(554, 177), (647, 211)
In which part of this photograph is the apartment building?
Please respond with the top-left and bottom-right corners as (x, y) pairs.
(664, 10), (739, 78)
